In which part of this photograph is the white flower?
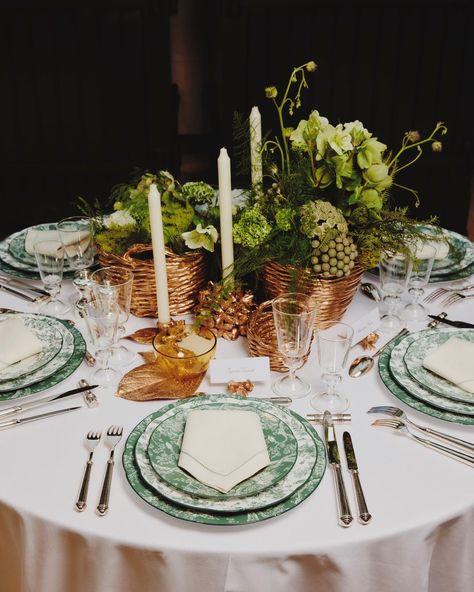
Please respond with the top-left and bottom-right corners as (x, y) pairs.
(181, 224), (218, 252)
(103, 210), (137, 229)
(343, 120), (371, 145)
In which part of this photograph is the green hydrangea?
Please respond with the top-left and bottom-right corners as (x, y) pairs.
(275, 207), (296, 231)
(182, 181), (215, 206)
(233, 208), (272, 249)
(300, 200), (348, 240)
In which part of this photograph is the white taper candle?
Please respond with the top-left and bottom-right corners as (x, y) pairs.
(147, 183), (170, 324)
(249, 106), (262, 187)
(217, 147), (234, 282)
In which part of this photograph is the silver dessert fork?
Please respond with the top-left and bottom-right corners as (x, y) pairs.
(440, 291), (474, 307)
(97, 425), (123, 516)
(75, 430), (102, 512)
(424, 283), (474, 304)
(368, 406), (474, 452)
(371, 418), (474, 466)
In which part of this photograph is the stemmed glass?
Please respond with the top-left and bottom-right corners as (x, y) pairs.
(403, 244), (436, 321)
(378, 251), (412, 331)
(90, 266), (135, 366)
(81, 299), (121, 387)
(271, 292), (317, 398)
(310, 321), (354, 413)
(57, 216), (95, 311)
(33, 240), (71, 317)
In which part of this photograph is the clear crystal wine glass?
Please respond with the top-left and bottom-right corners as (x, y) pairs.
(57, 216), (95, 311)
(403, 244), (436, 321)
(271, 292), (316, 398)
(378, 251), (412, 331)
(310, 321), (354, 413)
(81, 299), (121, 387)
(90, 266), (135, 366)
(33, 240), (71, 317)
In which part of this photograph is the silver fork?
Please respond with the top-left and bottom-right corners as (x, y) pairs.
(368, 406), (474, 452)
(371, 418), (474, 466)
(75, 430), (102, 512)
(440, 291), (474, 307)
(97, 425), (123, 516)
(424, 283), (474, 304)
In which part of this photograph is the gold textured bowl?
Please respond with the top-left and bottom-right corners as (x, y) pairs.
(152, 326), (217, 395)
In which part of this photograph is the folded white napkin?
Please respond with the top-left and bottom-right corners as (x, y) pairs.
(25, 228), (90, 256)
(178, 409), (270, 493)
(0, 318), (43, 371)
(414, 239), (450, 260)
(422, 337), (474, 394)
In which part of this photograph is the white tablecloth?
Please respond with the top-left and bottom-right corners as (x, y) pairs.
(1, 276), (474, 592)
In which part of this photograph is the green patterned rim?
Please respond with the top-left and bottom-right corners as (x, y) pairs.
(0, 313), (75, 393)
(0, 315), (63, 382)
(403, 329), (474, 403)
(0, 317), (86, 402)
(148, 406), (298, 500)
(388, 330), (474, 415)
(378, 334), (474, 425)
(135, 396), (317, 513)
(429, 229), (474, 277)
(0, 237), (75, 280)
(123, 396), (327, 525)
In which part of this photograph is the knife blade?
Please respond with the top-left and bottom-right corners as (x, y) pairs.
(323, 411), (353, 527)
(343, 431), (372, 524)
(0, 274), (50, 297)
(0, 283), (42, 302)
(427, 315), (474, 329)
(0, 384), (98, 418)
(0, 406), (81, 429)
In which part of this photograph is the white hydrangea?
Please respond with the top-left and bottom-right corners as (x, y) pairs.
(103, 210), (137, 229)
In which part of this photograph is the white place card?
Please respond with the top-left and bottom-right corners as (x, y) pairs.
(209, 357), (270, 384)
(349, 307), (380, 345)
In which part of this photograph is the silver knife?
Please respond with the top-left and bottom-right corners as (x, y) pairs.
(343, 431), (372, 524)
(0, 283), (42, 302)
(0, 274), (50, 297)
(323, 411), (353, 527)
(0, 384), (98, 418)
(0, 406), (82, 429)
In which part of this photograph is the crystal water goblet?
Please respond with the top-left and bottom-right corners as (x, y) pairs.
(378, 251), (412, 331)
(33, 240), (71, 317)
(57, 216), (95, 311)
(271, 292), (316, 398)
(81, 299), (121, 387)
(90, 266), (135, 366)
(310, 321), (354, 413)
(403, 244), (436, 321)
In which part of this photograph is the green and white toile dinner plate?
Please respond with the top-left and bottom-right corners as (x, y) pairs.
(0, 313), (75, 393)
(0, 317), (86, 402)
(378, 333), (474, 425)
(148, 406), (298, 500)
(0, 314), (63, 382)
(388, 330), (474, 415)
(135, 396), (317, 513)
(403, 329), (474, 403)
(123, 395), (326, 525)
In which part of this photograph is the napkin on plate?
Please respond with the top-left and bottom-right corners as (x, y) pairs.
(178, 409), (271, 493)
(25, 228), (90, 256)
(0, 317), (43, 371)
(414, 238), (450, 260)
(422, 337), (474, 394)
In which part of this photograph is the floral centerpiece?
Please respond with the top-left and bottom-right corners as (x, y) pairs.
(232, 60), (447, 283)
(82, 170), (220, 318)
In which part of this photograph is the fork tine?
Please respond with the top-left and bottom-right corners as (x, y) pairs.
(368, 405), (398, 414)
(371, 418), (402, 427)
(424, 287), (447, 303)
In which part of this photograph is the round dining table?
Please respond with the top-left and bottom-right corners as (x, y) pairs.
(1, 275), (474, 592)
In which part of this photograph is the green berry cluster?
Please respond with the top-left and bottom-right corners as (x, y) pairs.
(310, 234), (358, 278)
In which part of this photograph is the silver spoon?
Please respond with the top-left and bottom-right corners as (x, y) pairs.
(348, 328), (409, 377)
(360, 282), (382, 302)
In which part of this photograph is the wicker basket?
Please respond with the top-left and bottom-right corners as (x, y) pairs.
(260, 260), (365, 329)
(97, 244), (209, 318)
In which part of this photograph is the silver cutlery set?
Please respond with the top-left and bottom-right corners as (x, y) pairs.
(0, 274), (50, 303)
(76, 425), (124, 515)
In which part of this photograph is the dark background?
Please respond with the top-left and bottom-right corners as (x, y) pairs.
(1, 0), (473, 238)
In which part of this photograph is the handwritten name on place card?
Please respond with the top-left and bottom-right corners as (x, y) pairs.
(210, 357), (271, 384)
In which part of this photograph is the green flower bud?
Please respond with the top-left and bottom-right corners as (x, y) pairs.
(432, 141), (443, 152)
(363, 163), (390, 184)
(360, 189), (383, 210)
(265, 86), (278, 99)
(305, 61), (317, 72)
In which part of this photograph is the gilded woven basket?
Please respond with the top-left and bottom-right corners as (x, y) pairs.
(260, 260), (364, 328)
(97, 244), (209, 318)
